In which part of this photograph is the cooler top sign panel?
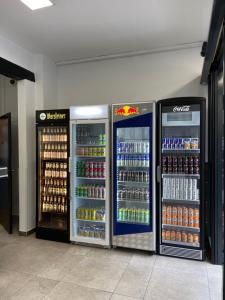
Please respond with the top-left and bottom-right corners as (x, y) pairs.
(112, 102), (154, 122)
(70, 105), (109, 120)
(36, 109), (69, 124)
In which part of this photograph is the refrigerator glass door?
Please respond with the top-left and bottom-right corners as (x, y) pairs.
(37, 126), (68, 230)
(113, 112), (153, 237)
(161, 104), (201, 248)
(70, 120), (109, 246)
(116, 127), (150, 225)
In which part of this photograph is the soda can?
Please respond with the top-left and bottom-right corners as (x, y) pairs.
(188, 233), (194, 243)
(182, 207), (188, 226)
(194, 166), (200, 174)
(162, 166), (167, 174)
(192, 179), (197, 200)
(94, 166), (98, 178)
(166, 206), (172, 225)
(162, 205), (167, 224)
(178, 166), (183, 174)
(162, 156), (167, 166)
(85, 166), (90, 177)
(188, 178), (193, 200)
(188, 156), (194, 166)
(194, 156), (200, 166)
(173, 167), (178, 173)
(168, 166), (173, 174)
(184, 179), (188, 200)
(171, 230), (176, 241)
(189, 166), (194, 174)
(177, 206), (183, 225)
(179, 178), (184, 200)
(172, 156), (178, 166)
(183, 156), (189, 166)
(175, 178), (180, 200)
(176, 230), (182, 242)
(188, 208), (194, 227)
(167, 156), (173, 166)
(193, 208), (199, 228)
(184, 166), (189, 174)
(165, 230), (171, 240)
(181, 231), (188, 242)
(178, 156), (183, 166)
(162, 229), (166, 240)
(172, 206), (178, 225)
(169, 178), (176, 199)
(193, 233), (199, 244)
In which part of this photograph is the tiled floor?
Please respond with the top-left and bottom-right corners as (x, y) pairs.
(0, 226), (222, 300)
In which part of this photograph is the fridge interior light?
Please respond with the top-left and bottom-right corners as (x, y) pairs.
(70, 105), (108, 119)
(20, 0), (53, 10)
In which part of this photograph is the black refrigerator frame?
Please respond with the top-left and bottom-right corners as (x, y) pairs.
(156, 97), (206, 260)
(36, 109), (70, 243)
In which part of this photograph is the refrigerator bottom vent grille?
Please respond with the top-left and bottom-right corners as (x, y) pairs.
(160, 245), (202, 260)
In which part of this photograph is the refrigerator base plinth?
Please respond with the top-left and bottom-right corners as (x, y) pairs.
(160, 245), (203, 260)
(113, 232), (155, 251)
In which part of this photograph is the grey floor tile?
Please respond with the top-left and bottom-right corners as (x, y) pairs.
(115, 254), (155, 298)
(0, 269), (33, 298)
(111, 294), (140, 300)
(63, 255), (128, 292)
(207, 264), (223, 300)
(87, 247), (133, 264)
(9, 276), (59, 300)
(144, 265), (210, 300)
(45, 281), (111, 300)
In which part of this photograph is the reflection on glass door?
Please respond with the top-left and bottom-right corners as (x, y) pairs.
(116, 127), (150, 225)
(161, 105), (201, 249)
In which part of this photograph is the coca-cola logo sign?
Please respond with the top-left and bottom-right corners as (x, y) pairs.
(173, 106), (190, 112)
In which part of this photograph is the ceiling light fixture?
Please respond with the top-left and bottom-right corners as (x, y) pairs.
(20, 0), (53, 10)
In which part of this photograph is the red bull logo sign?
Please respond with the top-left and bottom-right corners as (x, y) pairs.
(115, 105), (139, 116)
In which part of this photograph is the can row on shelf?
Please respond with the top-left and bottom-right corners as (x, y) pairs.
(162, 229), (199, 245)
(76, 185), (106, 199)
(76, 207), (105, 221)
(77, 161), (106, 178)
(117, 208), (149, 223)
(117, 154), (150, 167)
(76, 147), (106, 157)
(162, 138), (199, 150)
(162, 205), (199, 228)
(78, 224), (105, 240)
(117, 188), (149, 201)
(163, 178), (199, 201)
(118, 171), (149, 183)
(117, 141), (149, 154)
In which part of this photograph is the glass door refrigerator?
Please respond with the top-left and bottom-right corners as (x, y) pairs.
(112, 102), (156, 251)
(36, 110), (70, 242)
(157, 97), (206, 260)
(70, 105), (110, 247)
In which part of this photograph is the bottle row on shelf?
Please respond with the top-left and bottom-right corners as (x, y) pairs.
(117, 141), (149, 154)
(77, 161), (106, 178)
(76, 185), (106, 199)
(78, 224), (105, 240)
(42, 184), (67, 196)
(44, 163), (67, 178)
(41, 144), (68, 159)
(117, 208), (150, 224)
(162, 229), (200, 245)
(41, 128), (68, 142)
(162, 155), (199, 175)
(118, 171), (149, 183)
(76, 207), (105, 221)
(162, 137), (199, 150)
(76, 127), (106, 145)
(76, 147), (105, 157)
(117, 188), (149, 202)
(163, 178), (199, 201)
(42, 196), (67, 214)
(162, 205), (199, 228)
(43, 178), (67, 188)
(117, 154), (150, 167)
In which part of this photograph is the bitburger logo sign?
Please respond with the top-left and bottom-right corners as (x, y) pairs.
(173, 106), (190, 112)
(39, 112), (66, 120)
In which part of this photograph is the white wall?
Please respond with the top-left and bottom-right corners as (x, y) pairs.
(57, 47), (207, 108)
(0, 76), (19, 216)
(0, 34), (57, 232)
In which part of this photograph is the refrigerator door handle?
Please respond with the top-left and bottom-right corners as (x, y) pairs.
(156, 165), (161, 183)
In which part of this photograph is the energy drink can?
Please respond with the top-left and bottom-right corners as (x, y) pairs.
(162, 229), (166, 240)
(181, 231), (188, 242)
(166, 206), (172, 224)
(165, 230), (171, 240)
(171, 230), (176, 241)
(188, 208), (194, 227)
(175, 178), (180, 200)
(188, 233), (194, 243)
(177, 206), (183, 225)
(179, 178), (184, 200)
(176, 231), (182, 242)
(172, 206), (178, 225)
(193, 208), (199, 228)
(162, 204), (167, 224)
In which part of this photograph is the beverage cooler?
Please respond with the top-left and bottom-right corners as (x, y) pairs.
(36, 110), (70, 242)
(70, 105), (110, 247)
(112, 102), (156, 251)
(157, 97), (206, 260)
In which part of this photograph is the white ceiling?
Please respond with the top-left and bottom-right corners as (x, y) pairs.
(0, 0), (213, 63)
